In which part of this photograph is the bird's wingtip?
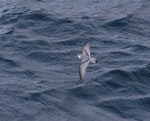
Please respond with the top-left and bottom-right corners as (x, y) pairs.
(84, 41), (89, 44)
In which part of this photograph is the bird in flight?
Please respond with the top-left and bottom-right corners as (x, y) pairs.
(77, 41), (97, 80)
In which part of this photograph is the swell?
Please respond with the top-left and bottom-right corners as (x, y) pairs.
(92, 63), (150, 105)
(92, 66), (150, 120)
(123, 44), (150, 53)
(131, 63), (150, 85)
(103, 15), (132, 29)
(0, 56), (19, 68)
(95, 94), (150, 120)
(102, 13), (150, 36)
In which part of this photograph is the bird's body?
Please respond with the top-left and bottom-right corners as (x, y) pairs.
(77, 41), (97, 80)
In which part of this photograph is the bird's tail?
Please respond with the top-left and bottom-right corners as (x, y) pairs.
(90, 57), (97, 63)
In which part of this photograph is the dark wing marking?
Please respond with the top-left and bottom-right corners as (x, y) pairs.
(79, 59), (90, 80)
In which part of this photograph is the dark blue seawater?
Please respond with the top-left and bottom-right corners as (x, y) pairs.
(0, 0), (150, 121)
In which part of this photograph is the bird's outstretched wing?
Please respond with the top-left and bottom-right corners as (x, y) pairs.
(79, 59), (90, 80)
(83, 41), (90, 57)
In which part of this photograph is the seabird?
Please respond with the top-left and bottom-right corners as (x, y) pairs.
(77, 41), (97, 80)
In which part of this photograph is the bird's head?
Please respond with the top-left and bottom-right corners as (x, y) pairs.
(77, 53), (82, 59)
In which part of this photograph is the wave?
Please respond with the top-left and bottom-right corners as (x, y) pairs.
(95, 94), (150, 120)
(102, 13), (150, 37)
(0, 56), (19, 68)
(123, 44), (150, 53)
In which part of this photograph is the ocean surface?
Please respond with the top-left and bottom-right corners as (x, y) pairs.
(0, 0), (150, 121)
